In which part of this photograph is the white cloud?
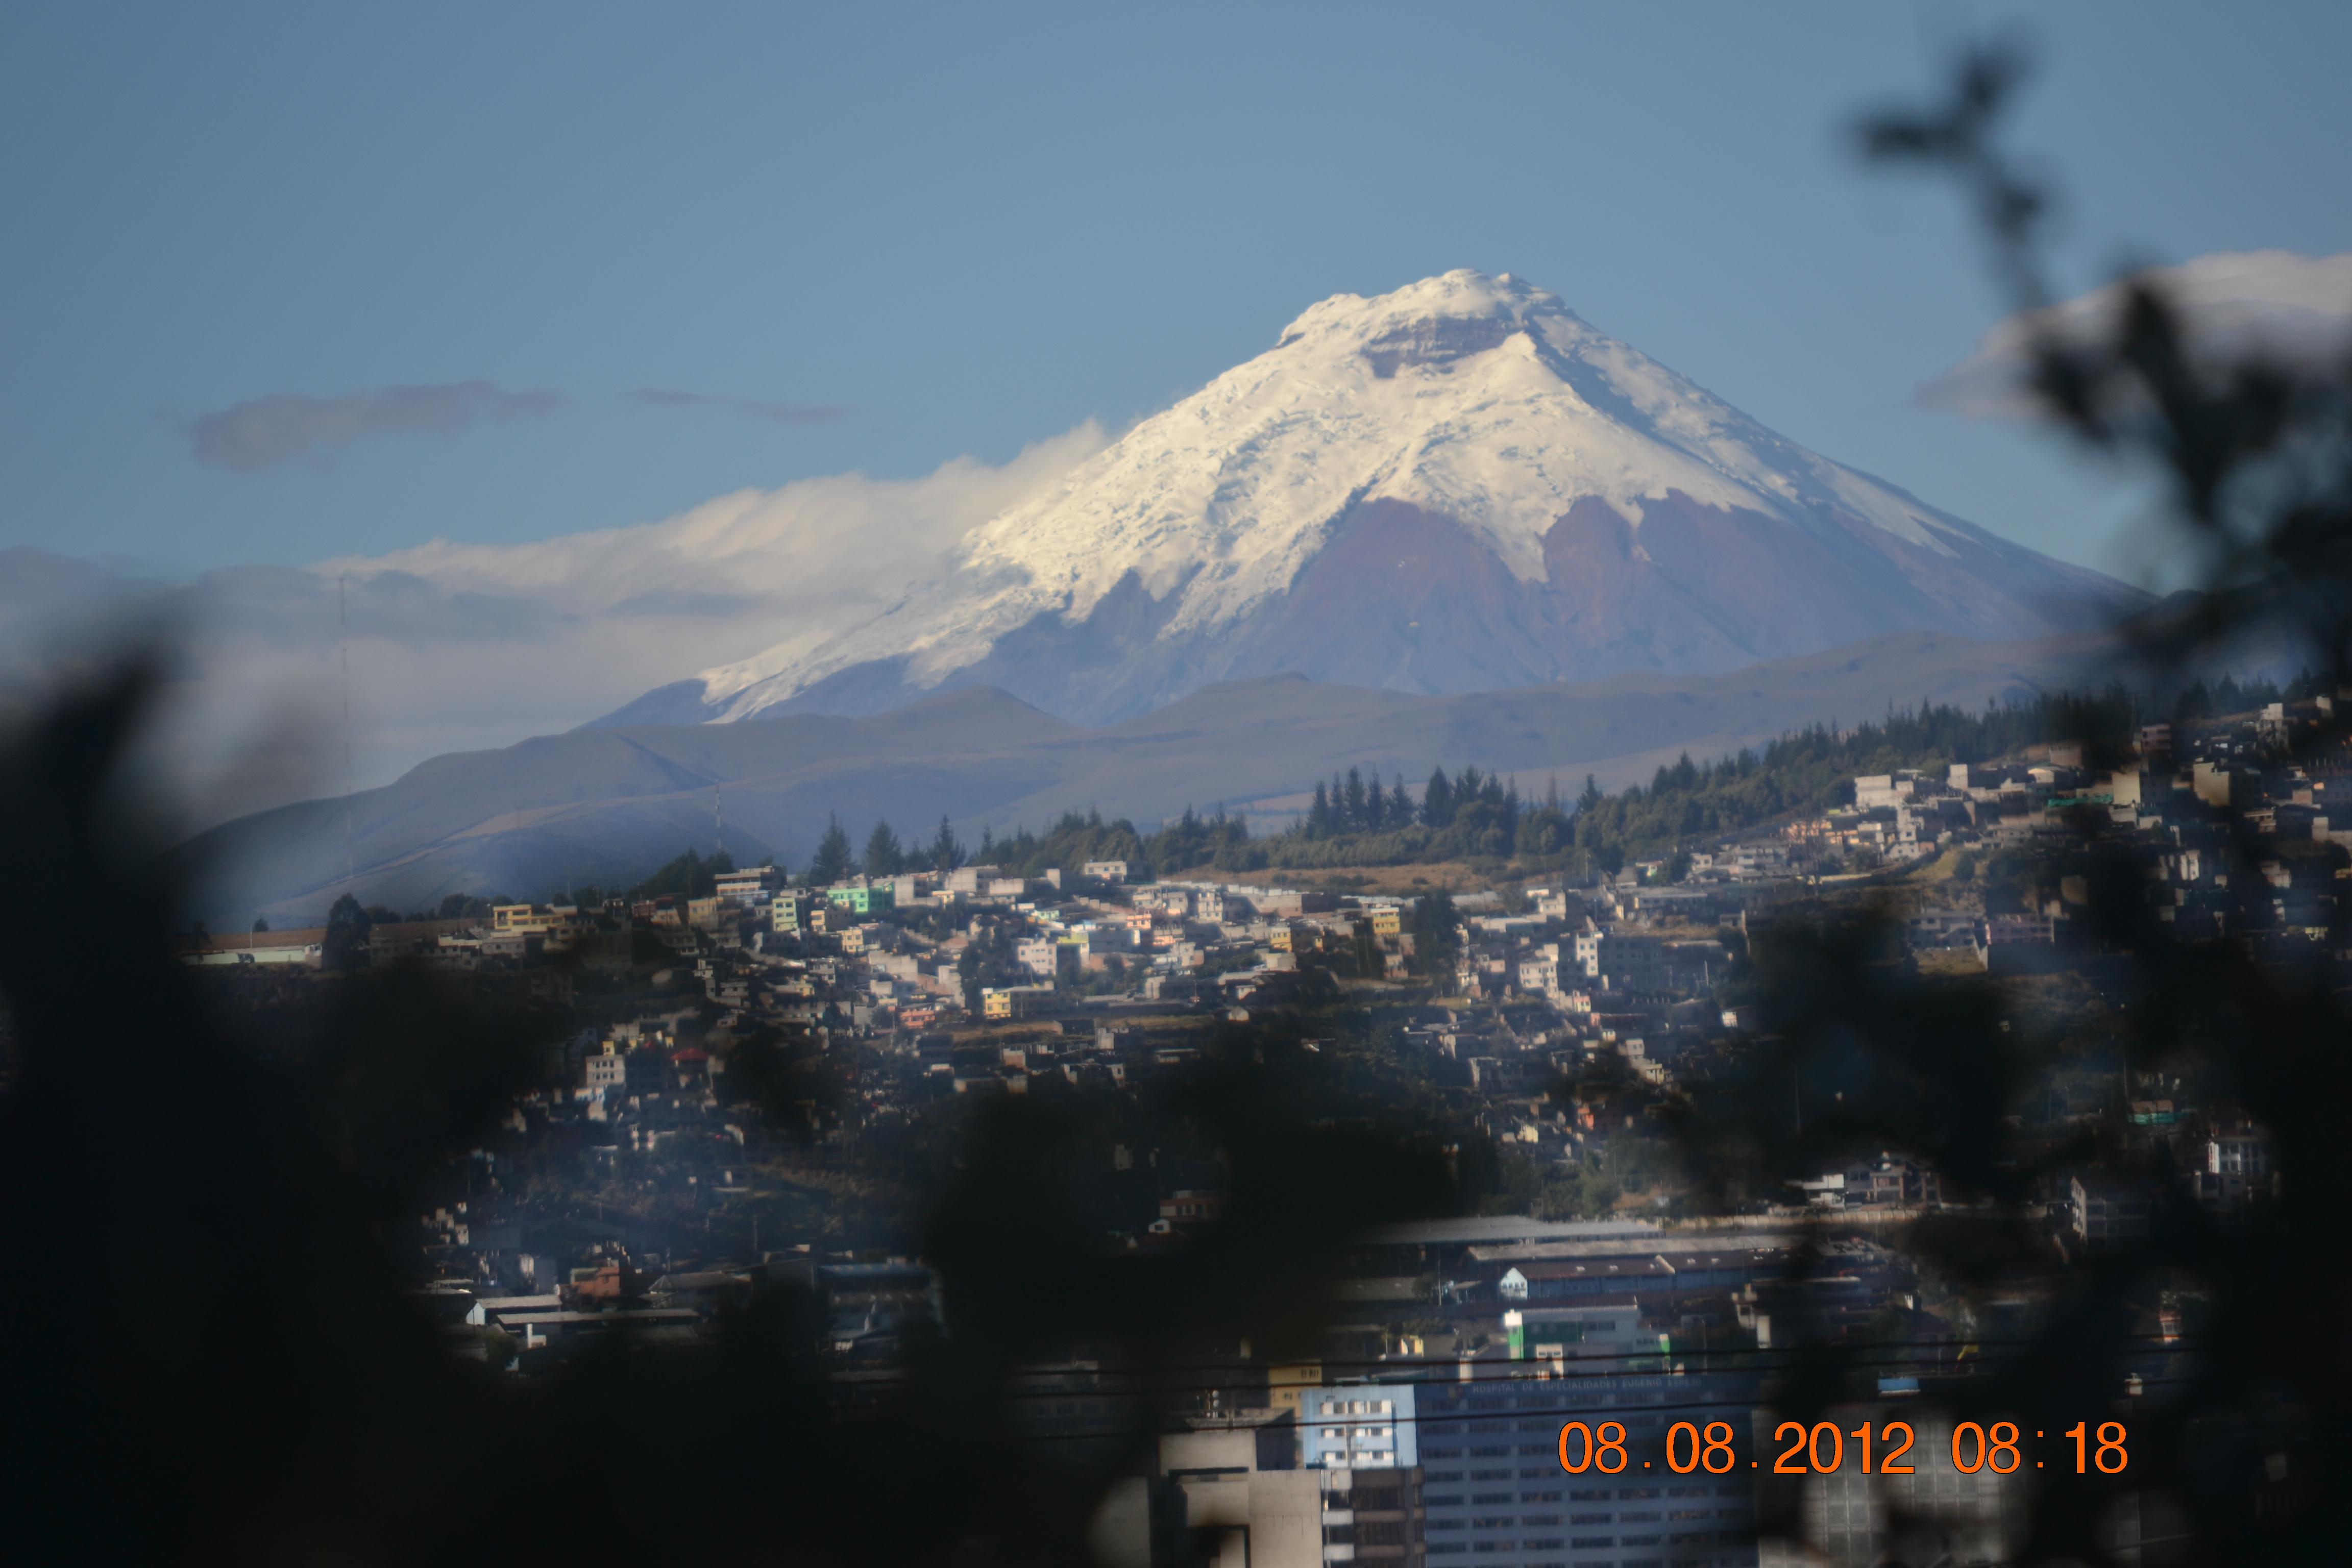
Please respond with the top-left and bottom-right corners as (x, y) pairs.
(1921, 250), (2352, 420)
(316, 420), (1107, 712)
(0, 424), (1108, 834)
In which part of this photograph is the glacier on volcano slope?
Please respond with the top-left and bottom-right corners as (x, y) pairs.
(601, 270), (2137, 728)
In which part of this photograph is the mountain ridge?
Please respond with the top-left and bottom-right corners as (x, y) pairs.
(187, 627), (2110, 926)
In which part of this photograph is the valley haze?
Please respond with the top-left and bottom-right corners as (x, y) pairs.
(182, 629), (2106, 927)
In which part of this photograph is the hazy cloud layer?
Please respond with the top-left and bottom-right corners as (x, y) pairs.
(626, 387), (847, 424)
(0, 424), (1109, 834)
(184, 380), (567, 471)
(1923, 251), (2352, 420)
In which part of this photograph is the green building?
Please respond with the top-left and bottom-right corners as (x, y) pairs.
(825, 881), (896, 915)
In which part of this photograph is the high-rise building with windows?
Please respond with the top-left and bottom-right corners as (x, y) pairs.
(1100, 1407), (1428, 1567)
(1413, 1366), (1759, 1568)
(1301, 1383), (1419, 1471)
(1110, 1362), (1770, 1567)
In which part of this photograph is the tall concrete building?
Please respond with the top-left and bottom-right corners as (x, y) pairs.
(1089, 1408), (1428, 1567)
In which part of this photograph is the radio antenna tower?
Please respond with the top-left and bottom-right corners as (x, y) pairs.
(715, 782), (724, 857)
(338, 576), (356, 890)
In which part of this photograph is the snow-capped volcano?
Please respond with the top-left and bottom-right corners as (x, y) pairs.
(602, 270), (2134, 727)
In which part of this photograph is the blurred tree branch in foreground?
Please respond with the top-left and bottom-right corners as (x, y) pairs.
(0, 668), (1452, 1564)
(1, 40), (2347, 1568)
(1641, 40), (2352, 1565)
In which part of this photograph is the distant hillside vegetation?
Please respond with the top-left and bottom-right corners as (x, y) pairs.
(855, 691), (2165, 887)
(441, 677), (2326, 908)
(1174, 690), (2158, 881)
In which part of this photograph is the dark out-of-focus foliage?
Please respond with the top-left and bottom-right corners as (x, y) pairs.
(1637, 42), (2352, 1566)
(1860, 42), (2352, 688)
(0, 671), (1455, 1564)
(7, 42), (2349, 1568)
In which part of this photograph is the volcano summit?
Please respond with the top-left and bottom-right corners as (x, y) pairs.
(603, 270), (2134, 728)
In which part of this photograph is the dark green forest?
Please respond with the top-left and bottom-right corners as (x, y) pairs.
(514, 679), (2322, 906)
(1236, 678), (2308, 877)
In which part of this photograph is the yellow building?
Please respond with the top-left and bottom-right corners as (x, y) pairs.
(982, 985), (1054, 1021)
(1267, 1363), (1322, 1418)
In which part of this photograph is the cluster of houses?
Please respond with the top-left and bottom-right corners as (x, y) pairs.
(179, 698), (2320, 1262)
(1795, 705), (2339, 899)
(179, 704), (2318, 1566)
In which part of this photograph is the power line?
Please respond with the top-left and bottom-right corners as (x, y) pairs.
(970, 1358), (2199, 1404)
(916, 1332), (2199, 1381)
(826, 1339), (2204, 1409)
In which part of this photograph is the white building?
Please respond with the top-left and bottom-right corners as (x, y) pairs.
(1573, 931), (1665, 990)
(1298, 1382), (1417, 1471)
(713, 866), (784, 906)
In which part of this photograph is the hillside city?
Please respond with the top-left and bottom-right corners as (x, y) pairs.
(162, 692), (2332, 1568)
(14, 9), (2347, 1563)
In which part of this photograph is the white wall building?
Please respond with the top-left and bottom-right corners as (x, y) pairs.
(1298, 1383), (1418, 1471)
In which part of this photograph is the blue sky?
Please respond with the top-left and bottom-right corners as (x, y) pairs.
(5, 1), (2349, 584)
